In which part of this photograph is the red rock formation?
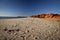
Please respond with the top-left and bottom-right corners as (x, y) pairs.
(45, 14), (53, 18)
(40, 14), (46, 18)
(30, 13), (60, 19)
(53, 16), (60, 19)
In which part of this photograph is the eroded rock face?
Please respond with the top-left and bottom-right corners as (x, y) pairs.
(45, 14), (53, 18)
(53, 16), (60, 18)
(40, 14), (46, 18)
(30, 13), (60, 19)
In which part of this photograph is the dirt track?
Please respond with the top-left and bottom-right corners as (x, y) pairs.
(0, 18), (60, 40)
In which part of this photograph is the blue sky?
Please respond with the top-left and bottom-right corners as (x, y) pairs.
(0, 0), (60, 16)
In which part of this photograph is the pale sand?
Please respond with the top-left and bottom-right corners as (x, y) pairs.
(0, 18), (60, 40)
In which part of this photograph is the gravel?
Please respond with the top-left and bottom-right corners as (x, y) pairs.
(0, 18), (60, 40)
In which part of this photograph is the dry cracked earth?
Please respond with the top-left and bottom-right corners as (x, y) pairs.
(0, 18), (60, 40)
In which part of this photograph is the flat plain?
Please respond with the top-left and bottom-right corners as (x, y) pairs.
(0, 18), (60, 40)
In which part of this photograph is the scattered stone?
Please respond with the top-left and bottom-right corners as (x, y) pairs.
(8, 30), (15, 32)
(0, 18), (60, 40)
(16, 29), (19, 32)
(4, 37), (7, 40)
(4, 28), (7, 31)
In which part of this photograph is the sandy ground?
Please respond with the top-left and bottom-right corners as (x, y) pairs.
(0, 18), (60, 40)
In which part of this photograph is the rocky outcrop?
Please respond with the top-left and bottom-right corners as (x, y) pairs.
(45, 14), (53, 18)
(30, 13), (60, 19)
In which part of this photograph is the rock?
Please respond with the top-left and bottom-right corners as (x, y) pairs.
(40, 14), (46, 18)
(30, 13), (60, 19)
(45, 14), (53, 18)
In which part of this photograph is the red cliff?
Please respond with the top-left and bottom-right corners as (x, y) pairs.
(30, 13), (60, 19)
